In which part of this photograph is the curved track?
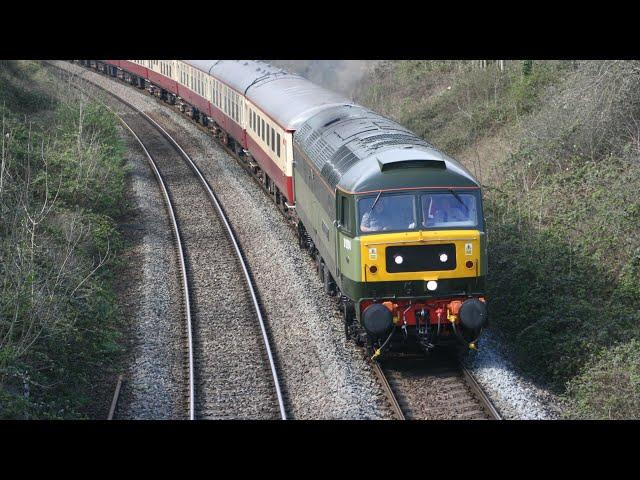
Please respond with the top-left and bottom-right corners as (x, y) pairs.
(50, 64), (287, 420)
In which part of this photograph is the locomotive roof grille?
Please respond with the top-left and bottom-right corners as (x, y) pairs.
(378, 159), (446, 171)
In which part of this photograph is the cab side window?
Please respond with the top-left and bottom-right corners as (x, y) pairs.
(339, 194), (352, 234)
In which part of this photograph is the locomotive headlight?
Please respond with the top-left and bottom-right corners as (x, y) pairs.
(439, 253), (448, 263)
(427, 280), (438, 291)
(394, 255), (404, 265)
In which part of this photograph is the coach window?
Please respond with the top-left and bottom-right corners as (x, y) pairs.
(261, 119), (265, 141)
(277, 133), (281, 157)
(271, 129), (275, 152)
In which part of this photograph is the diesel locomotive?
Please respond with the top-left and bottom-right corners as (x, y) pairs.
(80, 59), (489, 356)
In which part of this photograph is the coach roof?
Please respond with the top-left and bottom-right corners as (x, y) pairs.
(185, 60), (352, 131)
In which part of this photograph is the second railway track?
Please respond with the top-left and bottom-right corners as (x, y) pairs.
(52, 64), (287, 420)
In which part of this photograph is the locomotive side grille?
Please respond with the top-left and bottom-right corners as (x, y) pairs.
(386, 244), (457, 273)
(321, 145), (360, 188)
(296, 123), (313, 143)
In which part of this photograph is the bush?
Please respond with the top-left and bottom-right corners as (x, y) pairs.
(484, 62), (640, 389)
(565, 340), (640, 419)
(0, 61), (127, 418)
(356, 60), (571, 155)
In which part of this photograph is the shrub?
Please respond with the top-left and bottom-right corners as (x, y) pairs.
(565, 340), (640, 419)
(0, 61), (127, 418)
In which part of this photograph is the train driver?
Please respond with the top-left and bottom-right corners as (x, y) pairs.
(423, 195), (469, 227)
(360, 196), (415, 232)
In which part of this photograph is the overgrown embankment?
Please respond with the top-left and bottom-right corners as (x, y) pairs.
(356, 60), (640, 419)
(0, 61), (127, 418)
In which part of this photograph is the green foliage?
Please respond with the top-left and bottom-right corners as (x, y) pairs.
(356, 60), (571, 155)
(565, 339), (640, 419)
(484, 62), (640, 393)
(0, 61), (127, 418)
(0, 61), (56, 114)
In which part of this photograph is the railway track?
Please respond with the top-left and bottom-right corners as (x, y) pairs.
(372, 352), (502, 420)
(48, 63), (287, 420)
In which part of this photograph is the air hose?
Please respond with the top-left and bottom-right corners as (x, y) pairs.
(451, 321), (480, 350)
(371, 326), (397, 361)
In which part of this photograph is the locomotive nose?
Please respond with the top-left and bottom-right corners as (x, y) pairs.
(362, 303), (393, 337)
(459, 299), (488, 331)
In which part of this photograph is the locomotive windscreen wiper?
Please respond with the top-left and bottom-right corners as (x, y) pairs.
(449, 189), (469, 213)
(369, 190), (383, 212)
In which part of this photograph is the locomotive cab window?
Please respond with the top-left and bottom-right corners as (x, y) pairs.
(421, 192), (478, 228)
(358, 194), (417, 233)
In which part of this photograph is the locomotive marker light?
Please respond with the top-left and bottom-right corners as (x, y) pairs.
(394, 255), (404, 265)
(426, 280), (438, 291)
(439, 253), (448, 263)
